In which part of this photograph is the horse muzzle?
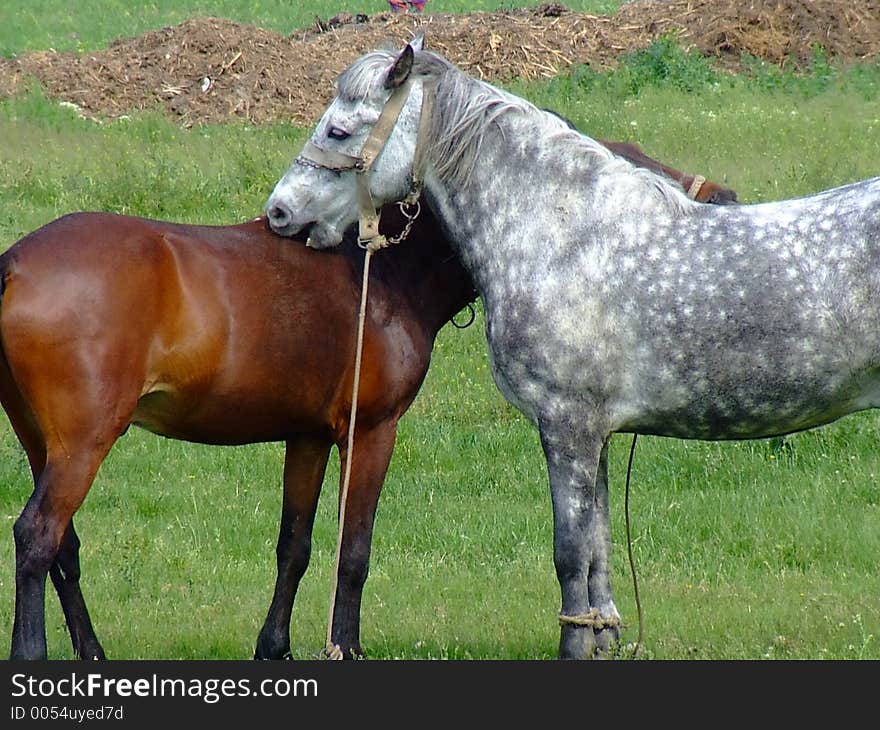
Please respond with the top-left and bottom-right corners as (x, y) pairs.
(265, 199), (301, 237)
(265, 198), (345, 249)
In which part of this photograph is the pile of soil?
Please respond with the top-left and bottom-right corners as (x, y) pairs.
(0, 0), (877, 127)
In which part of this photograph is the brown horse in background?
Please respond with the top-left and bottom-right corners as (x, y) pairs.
(4, 146), (735, 661)
(601, 140), (737, 204)
(542, 109), (738, 204)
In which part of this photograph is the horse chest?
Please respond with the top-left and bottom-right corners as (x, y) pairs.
(480, 281), (621, 425)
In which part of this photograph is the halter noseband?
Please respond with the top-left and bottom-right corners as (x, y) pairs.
(295, 77), (435, 251)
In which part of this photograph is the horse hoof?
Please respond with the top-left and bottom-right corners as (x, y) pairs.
(253, 636), (291, 661)
(78, 643), (106, 661)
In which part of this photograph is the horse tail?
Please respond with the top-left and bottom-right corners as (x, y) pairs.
(0, 249), (15, 430)
(0, 248), (10, 344)
(0, 247), (13, 354)
(0, 245), (46, 479)
(0, 247), (14, 381)
(0, 247), (23, 413)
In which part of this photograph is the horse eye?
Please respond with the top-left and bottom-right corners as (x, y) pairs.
(327, 126), (350, 141)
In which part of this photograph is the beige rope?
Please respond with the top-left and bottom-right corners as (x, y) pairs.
(324, 238), (388, 660)
(318, 70), (431, 660)
(558, 608), (621, 631)
(623, 433), (643, 658)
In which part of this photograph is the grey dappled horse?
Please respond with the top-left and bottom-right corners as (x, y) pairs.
(265, 39), (880, 659)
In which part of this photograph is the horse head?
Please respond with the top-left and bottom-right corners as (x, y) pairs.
(266, 37), (433, 249)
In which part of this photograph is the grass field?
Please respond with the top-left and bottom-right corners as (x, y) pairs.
(1, 4), (880, 660)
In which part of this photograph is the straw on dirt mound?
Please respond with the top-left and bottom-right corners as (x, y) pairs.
(0, 0), (877, 127)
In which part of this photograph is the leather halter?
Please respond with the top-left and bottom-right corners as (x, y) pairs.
(295, 78), (434, 250)
(686, 174), (707, 200)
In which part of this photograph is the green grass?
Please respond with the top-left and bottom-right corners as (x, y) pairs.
(0, 86), (304, 242)
(0, 1), (626, 57)
(513, 40), (880, 203)
(1, 28), (880, 659)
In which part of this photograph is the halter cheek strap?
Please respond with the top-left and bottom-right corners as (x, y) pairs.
(410, 79), (435, 198)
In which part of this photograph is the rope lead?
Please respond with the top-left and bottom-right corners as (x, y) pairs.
(325, 247), (377, 660)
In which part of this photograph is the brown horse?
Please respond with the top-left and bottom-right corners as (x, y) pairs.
(3, 205), (476, 661)
(3, 149), (734, 661)
(600, 140), (737, 204)
(541, 110), (737, 204)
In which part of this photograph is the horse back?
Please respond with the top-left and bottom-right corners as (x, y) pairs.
(0, 212), (436, 447)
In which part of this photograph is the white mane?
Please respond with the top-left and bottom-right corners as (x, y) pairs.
(336, 48), (400, 101)
(415, 51), (693, 213)
(335, 47), (693, 214)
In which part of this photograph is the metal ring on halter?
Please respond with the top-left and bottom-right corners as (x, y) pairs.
(398, 197), (420, 219)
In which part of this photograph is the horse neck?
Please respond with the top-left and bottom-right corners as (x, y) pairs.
(421, 121), (567, 297)
(419, 109), (690, 306)
(370, 208), (477, 336)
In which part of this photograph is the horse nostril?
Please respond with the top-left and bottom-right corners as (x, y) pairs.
(267, 202), (292, 230)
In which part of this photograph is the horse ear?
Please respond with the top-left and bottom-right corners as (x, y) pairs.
(384, 43), (414, 89)
(410, 33), (425, 52)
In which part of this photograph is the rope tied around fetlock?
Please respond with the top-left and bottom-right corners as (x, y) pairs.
(558, 608), (622, 631)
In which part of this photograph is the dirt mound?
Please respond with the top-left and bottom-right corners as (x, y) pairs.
(0, 0), (877, 127)
(616, 0), (880, 68)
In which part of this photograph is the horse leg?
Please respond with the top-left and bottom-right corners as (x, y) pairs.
(329, 421), (398, 659)
(11, 450), (107, 660)
(1, 356), (104, 660)
(48, 521), (105, 660)
(588, 442), (620, 654)
(255, 436), (332, 660)
(540, 423), (619, 660)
